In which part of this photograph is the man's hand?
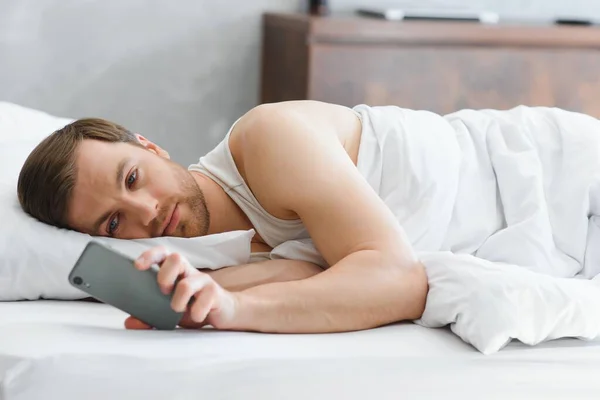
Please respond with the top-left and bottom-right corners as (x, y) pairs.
(125, 246), (239, 330)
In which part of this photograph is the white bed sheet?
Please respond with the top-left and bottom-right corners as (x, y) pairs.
(1, 301), (599, 400)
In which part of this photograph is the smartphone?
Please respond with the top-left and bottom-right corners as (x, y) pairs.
(69, 241), (183, 330)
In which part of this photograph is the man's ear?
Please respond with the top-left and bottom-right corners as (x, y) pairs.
(135, 134), (170, 159)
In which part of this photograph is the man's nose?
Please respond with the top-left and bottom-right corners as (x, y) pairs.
(129, 193), (159, 226)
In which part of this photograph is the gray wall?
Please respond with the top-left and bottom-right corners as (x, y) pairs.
(2, 0), (600, 163)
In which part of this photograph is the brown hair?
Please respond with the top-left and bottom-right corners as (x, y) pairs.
(17, 118), (141, 229)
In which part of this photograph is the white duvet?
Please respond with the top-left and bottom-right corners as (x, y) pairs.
(341, 104), (600, 354)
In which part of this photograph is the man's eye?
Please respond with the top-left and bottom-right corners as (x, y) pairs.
(108, 215), (120, 236)
(127, 170), (137, 188)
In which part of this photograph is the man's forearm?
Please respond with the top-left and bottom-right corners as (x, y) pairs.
(231, 250), (428, 333)
(203, 259), (323, 292)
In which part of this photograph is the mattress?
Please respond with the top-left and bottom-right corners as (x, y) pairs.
(0, 301), (599, 400)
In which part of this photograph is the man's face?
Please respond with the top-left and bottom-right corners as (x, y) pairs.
(68, 138), (209, 239)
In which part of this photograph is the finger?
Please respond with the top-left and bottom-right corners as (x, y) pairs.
(156, 253), (188, 295)
(124, 316), (152, 330)
(178, 312), (208, 329)
(189, 283), (217, 323)
(171, 274), (212, 312)
(134, 246), (170, 270)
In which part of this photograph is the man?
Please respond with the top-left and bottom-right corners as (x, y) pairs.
(17, 100), (428, 332)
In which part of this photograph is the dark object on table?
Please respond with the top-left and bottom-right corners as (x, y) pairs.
(554, 18), (595, 26)
(309, 0), (329, 16)
(260, 13), (600, 118)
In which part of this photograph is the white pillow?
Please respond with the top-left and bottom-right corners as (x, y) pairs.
(416, 252), (600, 354)
(0, 102), (252, 301)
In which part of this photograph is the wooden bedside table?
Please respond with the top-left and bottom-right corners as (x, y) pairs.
(260, 13), (600, 116)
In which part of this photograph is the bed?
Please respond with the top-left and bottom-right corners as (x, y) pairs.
(1, 301), (599, 400)
(5, 97), (600, 399)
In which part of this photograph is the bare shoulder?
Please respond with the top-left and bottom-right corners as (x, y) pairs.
(229, 100), (361, 171)
(227, 100), (362, 221)
(238, 100), (357, 127)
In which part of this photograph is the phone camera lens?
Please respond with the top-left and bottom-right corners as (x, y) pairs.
(73, 276), (83, 285)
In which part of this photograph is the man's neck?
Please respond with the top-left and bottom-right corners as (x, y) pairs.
(190, 171), (254, 235)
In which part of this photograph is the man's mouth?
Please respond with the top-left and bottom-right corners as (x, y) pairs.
(160, 203), (180, 237)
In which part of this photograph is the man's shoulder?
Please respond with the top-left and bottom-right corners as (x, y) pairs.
(237, 101), (315, 129)
(230, 102), (307, 153)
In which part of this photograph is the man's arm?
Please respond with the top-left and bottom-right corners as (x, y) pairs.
(226, 101), (427, 333)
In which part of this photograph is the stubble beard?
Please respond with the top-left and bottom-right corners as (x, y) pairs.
(171, 161), (210, 238)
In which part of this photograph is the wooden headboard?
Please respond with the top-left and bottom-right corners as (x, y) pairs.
(261, 13), (600, 117)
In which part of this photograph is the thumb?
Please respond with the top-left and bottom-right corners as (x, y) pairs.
(124, 316), (152, 330)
